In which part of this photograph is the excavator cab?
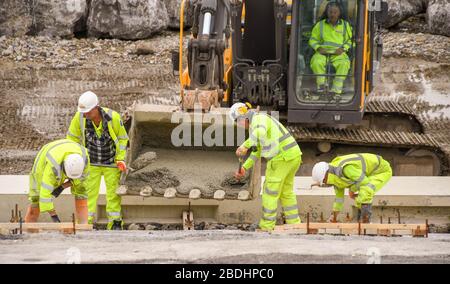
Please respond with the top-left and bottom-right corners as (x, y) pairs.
(287, 0), (385, 124)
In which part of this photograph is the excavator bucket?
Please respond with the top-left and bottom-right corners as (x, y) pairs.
(118, 103), (261, 202)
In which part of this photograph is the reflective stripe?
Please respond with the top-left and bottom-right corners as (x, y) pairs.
(249, 132), (259, 143)
(370, 155), (382, 174)
(67, 131), (80, 139)
(107, 109), (113, 119)
(284, 214), (299, 220)
(262, 207), (277, 214)
(262, 215), (277, 221)
(79, 113), (85, 144)
(323, 41), (342, 48)
(262, 144), (274, 152)
(366, 183), (376, 191)
(265, 188), (278, 196)
(354, 154), (366, 189)
(283, 205), (298, 212)
(40, 182), (54, 191)
(320, 20), (324, 40)
(47, 153), (62, 180)
(282, 141), (298, 151)
(75, 195), (87, 200)
(119, 145), (127, 150)
(108, 212), (121, 217)
(248, 155), (258, 163)
(117, 135), (129, 140)
(328, 164), (342, 177)
(253, 124), (267, 131)
(335, 198), (344, 203)
(91, 163), (117, 168)
(40, 198), (53, 203)
(279, 133), (291, 143)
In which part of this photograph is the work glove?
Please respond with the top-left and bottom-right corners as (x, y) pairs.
(349, 191), (358, 200)
(51, 185), (65, 198)
(234, 167), (246, 179)
(51, 214), (61, 223)
(235, 146), (248, 157)
(328, 212), (338, 223)
(358, 204), (372, 223)
(116, 161), (127, 172)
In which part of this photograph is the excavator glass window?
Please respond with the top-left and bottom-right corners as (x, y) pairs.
(294, 0), (358, 104)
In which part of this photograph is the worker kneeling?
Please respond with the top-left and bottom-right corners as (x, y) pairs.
(311, 153), (392, 223)
(230, 103), (302, 231)
(25, 139), (90, 224)
(309, 2), (352, 96)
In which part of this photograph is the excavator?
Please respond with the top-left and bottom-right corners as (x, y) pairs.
(120, 0), (448, 206)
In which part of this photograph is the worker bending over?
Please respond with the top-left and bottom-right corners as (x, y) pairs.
(311, 153), (392, 223)
(67, 91), (129, 230)
(25, 139), (89, 224)
(309, 1), (353, 97)
(230, 102), (302, 231)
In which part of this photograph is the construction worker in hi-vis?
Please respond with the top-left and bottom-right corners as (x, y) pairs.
(25, 139), (90, 224)
(230, 102), (302, 231)
(67, 91), (129, 230)
(309, 1), (353, 96)
(312, 153), (393, 223)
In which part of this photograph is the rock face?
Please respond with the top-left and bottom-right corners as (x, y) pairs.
(0, 0), (32, 36)
(427, 0), (450, 36)
(165, 0), (193, 29)
(383, 0), (427, 28)
(87, 0), (169, 39)
(0, 0), (88, 38)
(32, 0), (88, 38)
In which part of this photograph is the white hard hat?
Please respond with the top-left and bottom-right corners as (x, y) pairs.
(229, 102), (251, 121)
(78, 91), (99, 113)
(312, 162), (329, 185)
(64, 154), (85, 179)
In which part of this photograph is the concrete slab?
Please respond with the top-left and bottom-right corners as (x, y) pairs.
(1, 176), (449, 228)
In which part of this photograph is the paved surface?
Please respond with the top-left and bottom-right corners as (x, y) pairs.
(1, 231), (449, 264)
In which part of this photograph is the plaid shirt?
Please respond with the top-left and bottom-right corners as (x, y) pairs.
(85, 108), (116, 166)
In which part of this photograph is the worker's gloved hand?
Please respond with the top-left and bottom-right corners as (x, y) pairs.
(235, 146), (248, 157)
(317, 47), (328, 55)
(51, 185), (65, 198)
(116, 161), (127, 172)
(328, 213), (338, 223)
(234, 167), (246, 179)
(50, 214), (61, 223)
(349, 191), (358, 200)
(359, 204), (372, 223)
(334, 48), (344, 55)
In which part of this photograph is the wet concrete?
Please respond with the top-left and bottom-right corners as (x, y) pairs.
(126, 148), (250, 198)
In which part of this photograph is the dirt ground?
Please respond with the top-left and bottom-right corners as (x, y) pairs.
(0, 231), (449, 264)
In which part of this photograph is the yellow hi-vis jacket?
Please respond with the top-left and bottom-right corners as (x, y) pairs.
(309, 19), (353, 53)
(29, 139), (90, 212)
(242, 113), (302, 170)
(66, 107), (129, 162)
(327, 153), (392, 211)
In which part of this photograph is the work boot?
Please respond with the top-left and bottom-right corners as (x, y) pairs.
(333, 92), (342, 102)
(111, 220), (123, 230)
(316, 85), (326, 94)
(247, 223), (260, 232)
